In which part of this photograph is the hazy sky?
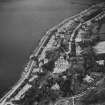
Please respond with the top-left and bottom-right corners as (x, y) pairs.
(0, 0), (104, 96)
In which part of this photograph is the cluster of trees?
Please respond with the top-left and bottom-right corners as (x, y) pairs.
(80, 77), (105, 105)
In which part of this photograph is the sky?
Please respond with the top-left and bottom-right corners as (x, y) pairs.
(0, 0), (104, 96)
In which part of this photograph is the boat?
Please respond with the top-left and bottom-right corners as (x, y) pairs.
(0, 2), (105, 105)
